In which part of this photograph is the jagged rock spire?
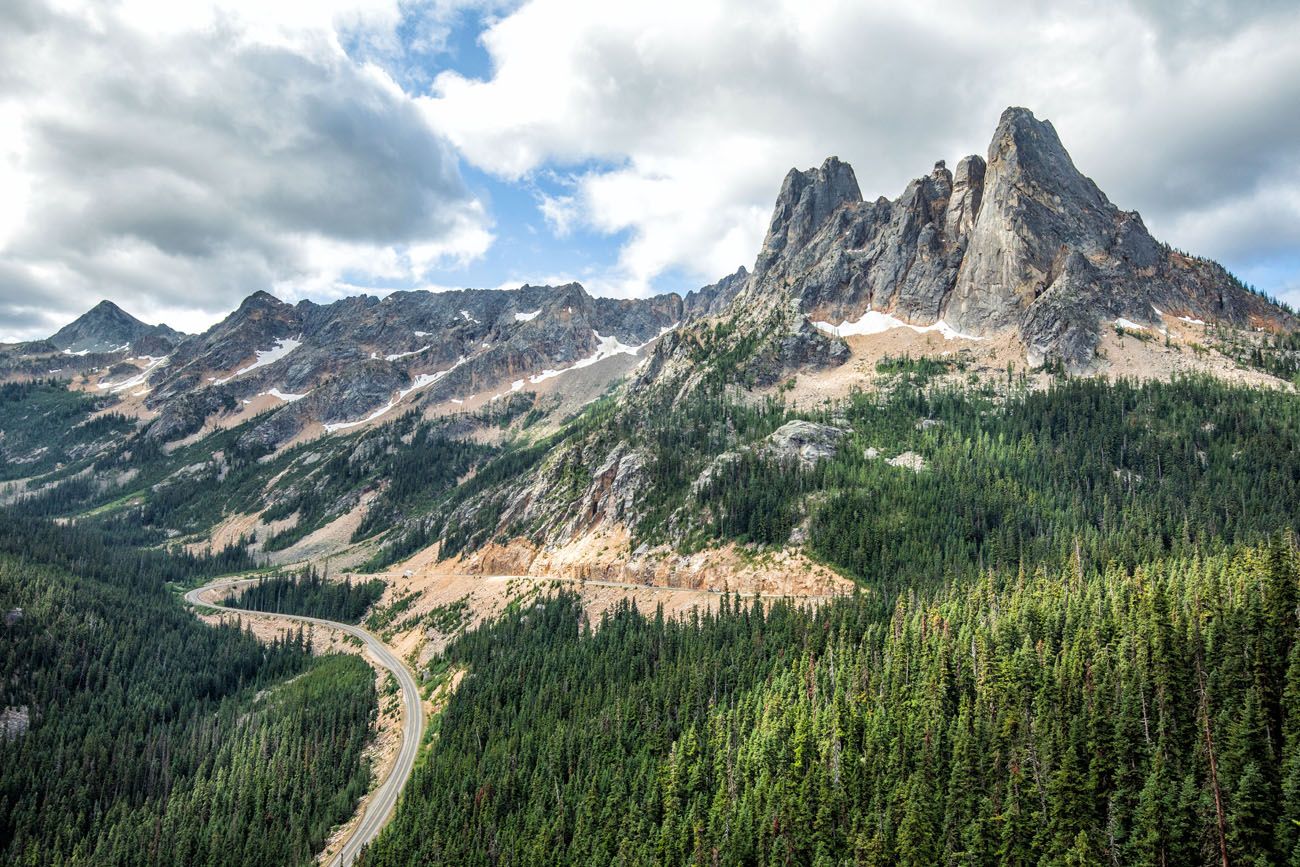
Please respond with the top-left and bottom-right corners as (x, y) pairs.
(724, 105), (1294, 372)
(756, 156), (861, 275)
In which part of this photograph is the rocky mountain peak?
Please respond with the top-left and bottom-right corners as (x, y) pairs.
(944, 107), (1161, 345)
(234, 290), (290, 317)
(48, 299), (181, 354)
(757, 156), (862, 274)
(988, 107), (1097, 196)
(88, 299), (130, 317)
(678, 105), (1294, 380)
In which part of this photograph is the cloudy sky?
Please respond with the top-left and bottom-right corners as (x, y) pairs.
(2, 0), (1298, 340)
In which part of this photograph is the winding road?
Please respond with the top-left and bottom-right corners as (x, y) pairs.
(184, 579), (424, 867)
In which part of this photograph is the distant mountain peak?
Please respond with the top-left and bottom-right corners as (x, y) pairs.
(48, 299), (181, 355)
(88, 298), (128, 314)
(236, 290), (287, 312)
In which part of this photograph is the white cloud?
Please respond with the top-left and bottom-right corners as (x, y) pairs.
(538, 194), (578, 238)
(0, 0), (495, 338)
(422, 0), (1300, 297)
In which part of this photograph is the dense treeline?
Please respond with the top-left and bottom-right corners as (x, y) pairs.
(0, 379), (132, 480)
(362, 539), (1300, 866)
(348, 421), (490, 544)
(807, 375), (1300, 593)
(380, 432), (559, 567)
(0, 517), (375, 866)
(224, 568), (386, 622)
(657, 375), (1300, 596)
(697, 450), (804, 545)
(0, 510), (255, 589)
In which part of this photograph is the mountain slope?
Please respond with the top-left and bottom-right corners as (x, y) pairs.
(368, 107), (1298, 579)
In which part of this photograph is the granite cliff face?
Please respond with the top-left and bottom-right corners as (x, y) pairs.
(717, 106), (1293, 370)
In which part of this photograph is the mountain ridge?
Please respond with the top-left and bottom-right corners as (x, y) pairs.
(22, 106), (1294, 444)
(126, 280), (682, 447)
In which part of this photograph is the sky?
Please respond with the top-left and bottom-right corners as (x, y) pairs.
(1, 0), (1298, 340)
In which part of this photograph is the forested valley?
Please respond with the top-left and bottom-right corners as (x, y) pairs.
(363, 540), (1300, 866)
(7, 368), (1300, 867)
(0, 517), (377, 866)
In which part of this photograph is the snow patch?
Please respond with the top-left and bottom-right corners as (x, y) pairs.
(1178, 315), (1207, 325)
(98, 355), (168, 393)
(1114, 318), (1147, 331)
(813, 310), (982, 341)
(212, 337), (302, 385)
(482, 325), (676, 403)
(322, 357), (466, 433)
(413, 330), (431, 337)
(514, 310), (541, 322)
(323, 401), (398, 433)
(263, 388), (310, 403)
(526, 326), (674, 386)
(401, 356), (465, 400)
(460, 310), (477, 323)
(385, 345), (431, 361)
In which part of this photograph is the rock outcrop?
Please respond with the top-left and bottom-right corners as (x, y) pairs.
(760, 421), (848, 469)
(683, 266), (750, 319)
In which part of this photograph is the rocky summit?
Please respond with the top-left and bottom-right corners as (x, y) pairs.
(47, 300), (184, 356)
(720, 106), (1293, 370)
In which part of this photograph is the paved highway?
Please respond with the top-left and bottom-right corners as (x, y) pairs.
(184, 579), (423, 867)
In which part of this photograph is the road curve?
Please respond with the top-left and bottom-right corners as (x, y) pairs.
(184, 579), (424, 867)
